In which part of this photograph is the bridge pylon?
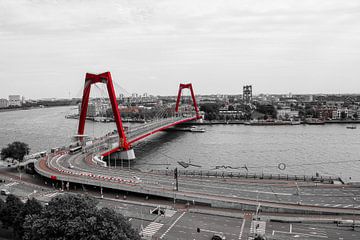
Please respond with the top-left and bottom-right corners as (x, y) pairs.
(175, 83), (201, 119)
(77, 72), (135, 160)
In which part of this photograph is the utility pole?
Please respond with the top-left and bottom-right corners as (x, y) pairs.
(174, 168), (178, 191)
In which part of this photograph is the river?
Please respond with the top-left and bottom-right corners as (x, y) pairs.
(1, 106), (360, 182)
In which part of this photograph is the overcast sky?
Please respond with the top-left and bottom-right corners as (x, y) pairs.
(1, 0), (360, 99)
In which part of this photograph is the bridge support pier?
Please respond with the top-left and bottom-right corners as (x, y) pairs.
(111, 149), (136, 160)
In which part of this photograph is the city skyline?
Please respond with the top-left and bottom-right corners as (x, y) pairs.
(1, 0), (360, 99)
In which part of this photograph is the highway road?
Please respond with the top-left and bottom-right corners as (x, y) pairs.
(2, 171), (360, 240)
(34, 147), (360, 215)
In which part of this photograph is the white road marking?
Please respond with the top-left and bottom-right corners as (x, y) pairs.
(44, 192), (62, 198)
(165, 209), (177, 218)
(272, 230), (328, 238)
(141, 222), (163, 237)
(4, 182), (18, 187)
(248, 220), (266, 240)
(290, 224), (292, 233)
(239, 219), (246, 240)
(160, 212), (186, 239)
(344, 204), (352, 208)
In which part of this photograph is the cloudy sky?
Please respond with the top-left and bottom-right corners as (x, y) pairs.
(1, 0), (360, 99)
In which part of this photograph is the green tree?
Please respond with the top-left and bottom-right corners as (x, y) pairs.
(1, 141), (30, 161)
(0, 194), (24, 229)
(341, 111), (347, 120)
(23, 194), (140, 240)
(13, 198), (42, 240)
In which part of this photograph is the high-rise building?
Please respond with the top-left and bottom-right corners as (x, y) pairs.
(8, 95), (21, 106)
(243, 85), (252, 104)
(0, 98), (9, 108)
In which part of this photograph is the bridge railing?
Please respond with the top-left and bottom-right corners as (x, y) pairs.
(152, 169), (342, 183)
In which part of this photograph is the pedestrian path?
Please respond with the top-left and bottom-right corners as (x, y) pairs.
(140, 222), (164, 238)
(248, 220), (266, 240)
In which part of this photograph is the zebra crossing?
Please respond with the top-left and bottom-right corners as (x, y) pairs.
(140, 222), (163, 238)
(165, 209), (177, 218)
(248, 220), (266, 240)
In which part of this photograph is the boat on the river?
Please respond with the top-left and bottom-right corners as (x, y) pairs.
(305, 118), (325, 125)
(244, 120), (300, 126)
(189, 126), (205, 132)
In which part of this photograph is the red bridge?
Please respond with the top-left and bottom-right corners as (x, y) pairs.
(77, 72), (202, 160)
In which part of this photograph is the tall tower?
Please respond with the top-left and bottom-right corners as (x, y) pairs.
(243, 85), (252, 104)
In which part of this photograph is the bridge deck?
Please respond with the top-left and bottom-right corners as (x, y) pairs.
(101, 116), (198, 157)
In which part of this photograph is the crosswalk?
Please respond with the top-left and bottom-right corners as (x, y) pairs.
(165, 209), (177, 218)
(248, 220), (266, 240)
(140, 222), (163, 238)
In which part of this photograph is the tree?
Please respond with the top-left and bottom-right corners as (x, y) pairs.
(341, 111), (347, 120)
(13, 198), (42, 240)
(353, 112), (359, 120)
(0, 194), (24, 229)
(1, 141), (30, 161)
(23, 194), (140, 240)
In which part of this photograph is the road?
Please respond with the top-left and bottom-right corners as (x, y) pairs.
(34, 149), (360, 215)
(2, 171), (360, 240)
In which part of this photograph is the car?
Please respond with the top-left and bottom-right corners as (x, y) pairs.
(132, 176), (142, 182)
(212, 233), (226, 240)
(0, 189), (10, 196)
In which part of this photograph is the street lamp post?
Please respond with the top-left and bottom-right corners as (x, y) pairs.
(353, 197), (357, 230)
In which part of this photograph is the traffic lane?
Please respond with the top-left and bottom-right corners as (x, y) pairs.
(266, 222), (360, 239)
(50, 154), (360, 209)
(97, 198), (157, 220)
(158, 212), (242, 240)
(71, 153), (360, 202)
(0, 179), (49, 199)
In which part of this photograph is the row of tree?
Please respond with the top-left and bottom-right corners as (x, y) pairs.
(0, 194), (140, 240)
(1, 142), (30, 162)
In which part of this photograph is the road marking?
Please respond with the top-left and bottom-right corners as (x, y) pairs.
(333, 204), (342, 207)
(4, 182), (18, 187)
(248, 220), (266, 240)
(290, 223), (292, 233)
(248, 221), (266, 240)
(160, 212), (186, 239)
(141, 222), (163, 238)
(165, 209), (177, 218)
(344, 204), (352, 208)
(44, 192), (62, 198)
(272, 230), (328, 238)
(239, 219), (246, 239)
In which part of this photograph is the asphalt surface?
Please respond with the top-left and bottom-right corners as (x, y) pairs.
(34, 149), (360, 215)
(2, 171), (360, 240)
